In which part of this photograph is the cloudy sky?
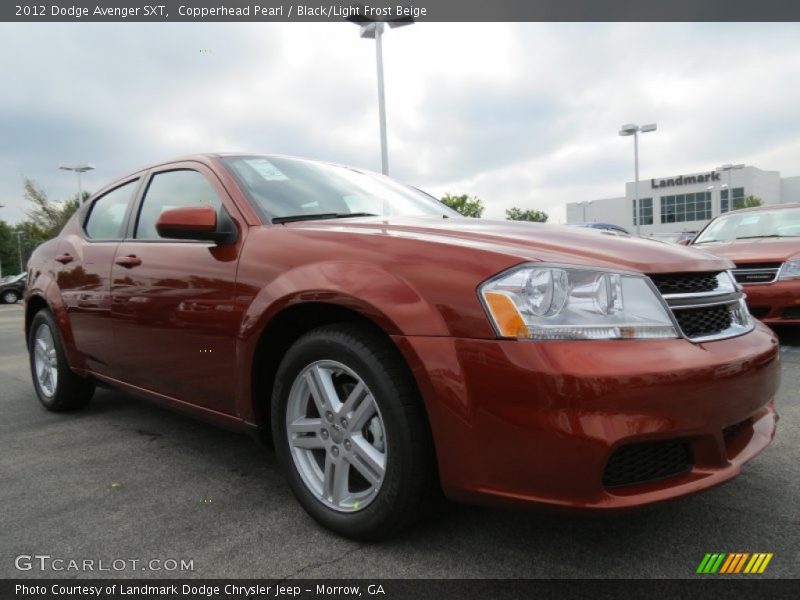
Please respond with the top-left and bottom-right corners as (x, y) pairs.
(2, 22), (800, 224)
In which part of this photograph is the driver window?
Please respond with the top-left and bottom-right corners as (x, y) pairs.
(135, 170), (222, 240)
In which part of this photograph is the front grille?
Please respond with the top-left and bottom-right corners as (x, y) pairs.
(648, 270), (750, 341)
(650, 272), (720, 295)
(673, 304), (733, 338)
(603, 440), (692, 488)
(732, 262), (782, 285)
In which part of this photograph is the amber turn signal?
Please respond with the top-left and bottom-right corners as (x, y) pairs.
(483, 292), (530, 338)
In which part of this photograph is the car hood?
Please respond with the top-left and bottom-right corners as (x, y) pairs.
(691, 238), (800, 265)
(285, 216), (731, 274)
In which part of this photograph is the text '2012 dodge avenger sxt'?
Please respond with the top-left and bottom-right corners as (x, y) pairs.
(25, 154), (780, 540)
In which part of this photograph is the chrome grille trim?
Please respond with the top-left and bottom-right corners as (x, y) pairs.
(731, 264), (782, 285)
(648, 271), (754, 343)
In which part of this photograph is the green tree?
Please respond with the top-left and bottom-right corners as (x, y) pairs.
(23, 177), (81, 237)
(12, 221), (49, 272)
(441, 193), (484, 218)
(737, 195), (763, 209)
(0, 179), (85, 275)
(505, 207), (549, 222)
(0, 220), (20, 277)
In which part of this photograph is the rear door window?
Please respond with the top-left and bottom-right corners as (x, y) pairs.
(84, 180), (139, 240)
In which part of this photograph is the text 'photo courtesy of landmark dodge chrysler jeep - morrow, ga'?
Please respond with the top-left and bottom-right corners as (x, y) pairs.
(24, 154), (781, 540)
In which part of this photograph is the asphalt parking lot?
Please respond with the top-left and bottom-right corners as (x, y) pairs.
(1, 301), (798, 579)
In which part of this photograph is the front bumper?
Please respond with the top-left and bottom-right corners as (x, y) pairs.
(393, 322), (780, 510)
(743, 279), (800, 324)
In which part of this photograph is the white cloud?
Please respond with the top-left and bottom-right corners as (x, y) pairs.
(1, 22), (800, 226)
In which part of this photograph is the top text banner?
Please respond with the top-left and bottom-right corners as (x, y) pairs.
(5, 0), (800, 22)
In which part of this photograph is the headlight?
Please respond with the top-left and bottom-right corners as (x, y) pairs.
(779, 259), (800, 280)
(480, 265), (678, 340)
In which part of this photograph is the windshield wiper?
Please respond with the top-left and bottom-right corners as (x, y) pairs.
(734, 234), (796, 240)
(272, 212), (378, 224)
(696, 234), (798, 244)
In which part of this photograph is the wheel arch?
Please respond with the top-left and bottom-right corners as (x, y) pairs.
(24, 284), (84, 372)
(242, 300), (429, 447)
(24, 294), (50, 349)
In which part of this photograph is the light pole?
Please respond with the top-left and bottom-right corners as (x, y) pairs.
(349, 17), (413, 175)
(619, 123), (657, 236)
(59, 163), (95, 203)
(15, 231), (24, 273)
(716, 163), (745, 212)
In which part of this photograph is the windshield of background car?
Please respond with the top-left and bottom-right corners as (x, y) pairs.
(694, 207), (800, 243)
(221, 155), (458, 221)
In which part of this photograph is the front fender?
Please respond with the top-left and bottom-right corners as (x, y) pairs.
(233, 260), (452, 426)
(239, 260), (450, 341)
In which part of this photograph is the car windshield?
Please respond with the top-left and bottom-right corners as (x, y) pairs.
(221, 155), (458, 222)
(694, 207), (800, 244)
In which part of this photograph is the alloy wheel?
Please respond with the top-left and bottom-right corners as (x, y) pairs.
(33, 323), (59, 398)
(285, 360), (387, 512)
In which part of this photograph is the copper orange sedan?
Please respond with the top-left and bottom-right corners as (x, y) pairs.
(690, 203), (800, 325)
(25, 154), (780, 540)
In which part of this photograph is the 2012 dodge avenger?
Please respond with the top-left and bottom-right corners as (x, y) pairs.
(24, 154), (780, 540)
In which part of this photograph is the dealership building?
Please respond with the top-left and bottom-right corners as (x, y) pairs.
(566, 165), (800, 235)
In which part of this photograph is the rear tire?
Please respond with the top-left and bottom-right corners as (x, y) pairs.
(271, 323), (438, 541)
(28, 309), (95, 411)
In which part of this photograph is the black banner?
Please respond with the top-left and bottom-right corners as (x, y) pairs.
(3, 0), (800, 23)
(3, 579), (799, 600)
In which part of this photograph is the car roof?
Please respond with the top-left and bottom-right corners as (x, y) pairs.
(723, 202), (800, 215)
(92, 153), (367, 199)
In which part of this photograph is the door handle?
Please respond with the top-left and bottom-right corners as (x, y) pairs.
(115, 255), (142, 268)
(55, 254), (74, 264)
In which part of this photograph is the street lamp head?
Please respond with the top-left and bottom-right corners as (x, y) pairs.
(387, 18), (414, 29)
(357, 22), (380, 38)
(59, 163), (95, 173)
(347, 8), (413, 37)
(619, 123), (657, 136)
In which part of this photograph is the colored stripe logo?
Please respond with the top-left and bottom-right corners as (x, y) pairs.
(696, 553), (773, 574)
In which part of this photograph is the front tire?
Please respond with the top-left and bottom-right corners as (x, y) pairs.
(271, 323), (437, 541)
(2, 290), (19, 304)
(28, 309), (95, 411)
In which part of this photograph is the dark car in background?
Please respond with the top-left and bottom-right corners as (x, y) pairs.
(570, 221), (630, 235)
(649, 231), (697, 245)
(1, 272), (26, 304)
(690, 203), (800, 324)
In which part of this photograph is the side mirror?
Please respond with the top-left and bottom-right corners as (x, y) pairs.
(677, 239), (692, 246)
(155, 206), (236, 244)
